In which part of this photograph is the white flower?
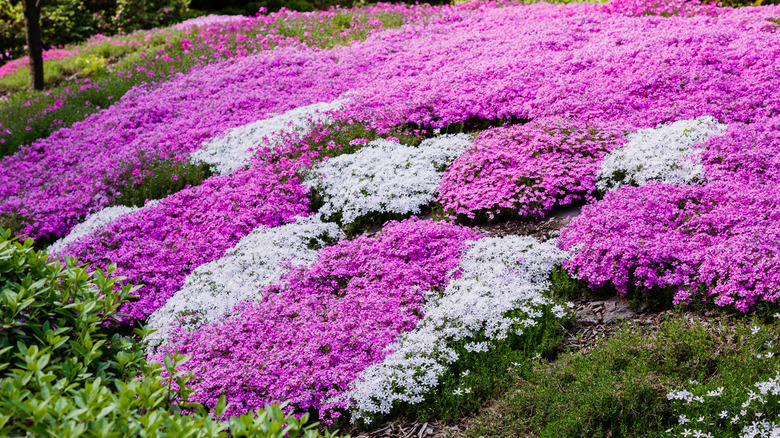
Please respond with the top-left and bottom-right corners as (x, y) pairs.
(145, 215), (343, 351)
(680, 415), (691, 425)
(48, 201), (159, 254)
(751, 326), (761, 335)
(305, 134), (471, 225)
(721, 410), (729, 419)
(191, 100), (345, 175)
(597, 116), (726, 190)
(453, 388), (464, 396)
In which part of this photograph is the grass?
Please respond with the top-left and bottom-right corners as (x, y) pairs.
(461, 314), (780, 437)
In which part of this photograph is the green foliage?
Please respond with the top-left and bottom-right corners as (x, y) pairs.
(111, 155), (214, 208)
(113, 0), (191, 32)
(463, 315), (780, 438)
(40, 0), (105, 48)
(0, 230), (346, 437)
(0, 1), (24, 64)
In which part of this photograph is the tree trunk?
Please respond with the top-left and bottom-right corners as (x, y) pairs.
(22, 0), (44, 91)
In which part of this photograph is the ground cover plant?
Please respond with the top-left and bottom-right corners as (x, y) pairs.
(3, 0), (780, 433)
(462, 315), (780, 437)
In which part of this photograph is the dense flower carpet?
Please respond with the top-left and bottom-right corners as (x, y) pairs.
(2, 0), (780, 435)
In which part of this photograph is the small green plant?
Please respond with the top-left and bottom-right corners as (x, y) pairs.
(76, 53), (109, 74)
(464, 315), (780, 438)
(111, 156), (214, 207)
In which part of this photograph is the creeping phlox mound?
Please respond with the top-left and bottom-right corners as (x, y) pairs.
(438, 119), (624, 220)
(306, 134), (471, 224)
(192, 100), (345, 175)
(155, 219), (481, 421)
(54, 163), (310, 321)
(596, 116), (727, 190)
(146, 214), (344, 350)
(560, 179), (780, 311)
(698, 117), (780, 184)
(346, 236), (569, 422)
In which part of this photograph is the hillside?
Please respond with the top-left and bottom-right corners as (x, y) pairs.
(1, 1), (780, 436)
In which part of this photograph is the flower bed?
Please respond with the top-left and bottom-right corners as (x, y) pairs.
(54, 162), (310, 321)
(559, 179), (780, 311)
(306, 134), (471, 225)
(155, 219), (481, 420)
(347, 235), (569, 422)
(3, 0), (780, 428)
(438, 118), (624, 220)
(146, 214), (344, 349)
(596, 116), (727, 190)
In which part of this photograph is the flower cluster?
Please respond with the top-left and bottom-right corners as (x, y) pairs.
(346, 236), (569, 422)
(559, 179), (780, 311)
(155, 219), (481, 420)
(145, 214), (343, 350)
(173, 14), (251, 30)
(596, 116), (726, 191)
(306, 134), (471, 224)
(191, 100), (345, 175)
(438, 118), (624, 220)
(56, 162), (310, 321)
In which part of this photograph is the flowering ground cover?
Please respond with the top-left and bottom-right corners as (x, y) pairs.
(0, 4), (431, 157)
(51, 162), (310, 321)
(154, 219), (482, 420)
(438, 118), (625, 220)
(5, 0), (780, 434)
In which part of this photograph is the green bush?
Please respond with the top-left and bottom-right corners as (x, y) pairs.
(0, 230), (346, 437)
(113, 0), (191, 32)
(0, 1), (24, 63)
(40, 0), (104, 48)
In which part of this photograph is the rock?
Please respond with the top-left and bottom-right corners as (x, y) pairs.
(574, 296), (635, 325)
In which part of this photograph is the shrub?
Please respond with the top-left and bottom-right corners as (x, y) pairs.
(0, 229), (345, 437)
(113, 0), (191, 32)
